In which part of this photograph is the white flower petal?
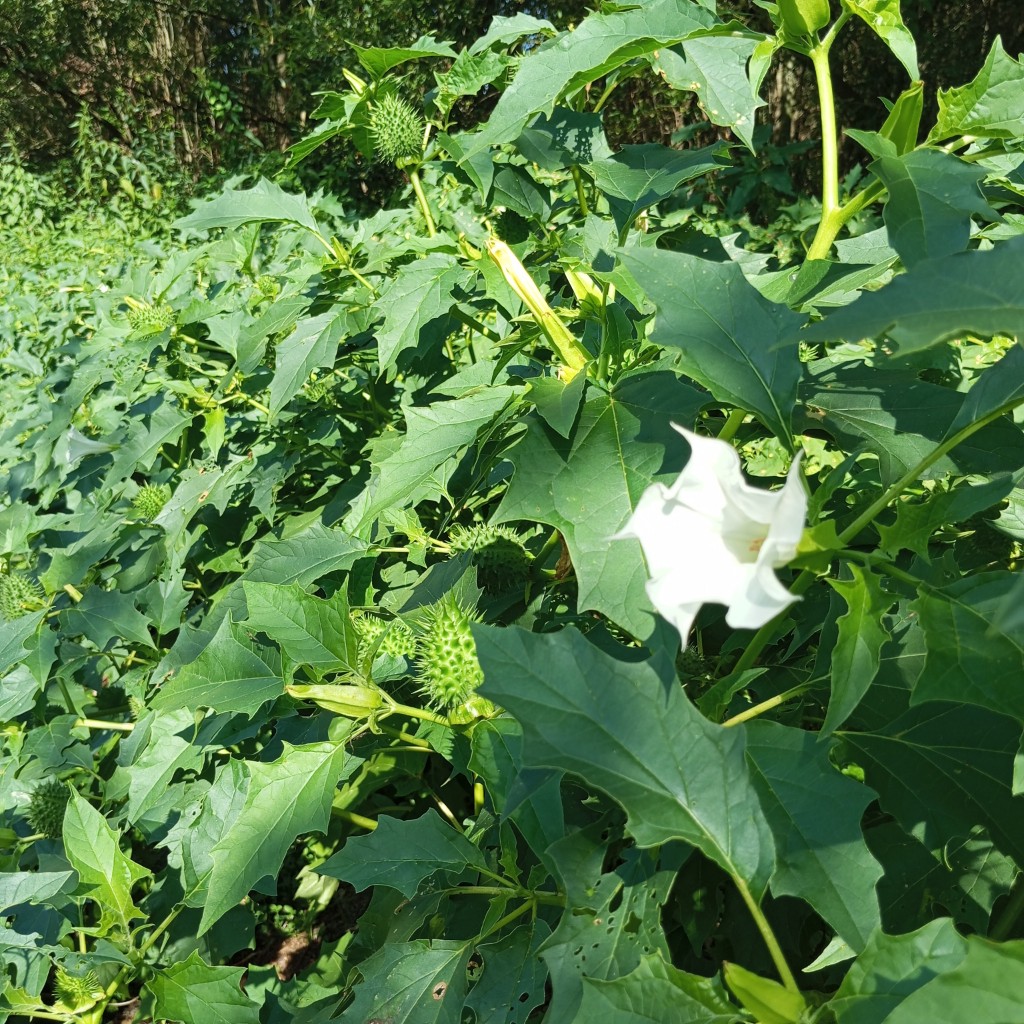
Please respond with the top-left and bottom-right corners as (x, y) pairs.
(615, 426), (808, 643)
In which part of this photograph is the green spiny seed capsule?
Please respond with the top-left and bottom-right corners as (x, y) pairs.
(0, 572), (44, 621)
(54, 966), (102, 1013)
(131, 483), (172, 521)
(354, 611), (417, 662)
(27, 778), (70, 840)
(415, 593), (485, 710)
(128, 695), (147, 720)
(449, 524), (532, 592)
(126, 301), (176, 336)
(369, 93), (424, 165)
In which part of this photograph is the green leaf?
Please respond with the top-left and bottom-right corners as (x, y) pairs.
(353, 386), (517, 531)
(144, 951), (259, 1024)
(911, 573), (1024, 719)
(353, 35), (457, 79)
(586, 144), (725, 231)
(345, 940), (471, 1024)
(822, 566), (893, 734)
(620, 248), (804, 441)
(242, 581), (358, 671)
(946, 343), (1024, 439)
(62, 791), (150, 936)
(490, 165), (551, 222)
(244, 521), (369, 587)
(830, 919), (967, 1024)
(515, 108), (612, 170)
(540, 840), (685, 1024)
(930, 39), (1024, 142)
(877, 474), (1019, 558)
(199, 741), (360, 933)
(151, 617), (283, 716)
(459, 0), (717, 160)
(121, 709), (204, 825)
(476, 626), (775, 897)
(580, 953), (741, 1023)
(0, 872), (76, 910)
(176, 178), (322, 235)
(494, 371), (704, 638)
(319, 811), (487, 899)
(841, 702), (1024, 863)
(746, 722), (883, 950)
(61, 588), (153, 650)
(872, 149), (992, 267)
(268, 310), (347, 419)
(845, 0), (919, 79)
(724, 961), (807, 1023)
(654, 34), (766, 151)
(0, 612), (44, 678)
(376, 254), (474, 369)
(802, 236), (1024, 355)
(884, 936), (1024, 1024)
(465, 921), (551, 1024)
(797, 360), (1024, 485)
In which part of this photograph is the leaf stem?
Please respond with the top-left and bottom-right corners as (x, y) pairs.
(408, 167), (437, 237)
(74, 718), (134, 733)
(570, 165), (590, 217)
(334, 808), (378, 831)
(990, 874), (1024, 941)
(722, 682), (813, 728)
(450, 306), (502, 342)
(733, 877), (800, 993)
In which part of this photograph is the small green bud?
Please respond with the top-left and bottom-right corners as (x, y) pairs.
(131, 483), (172, 521)
(287, 683), (385, 718)
(777, 0), (830, 37)
(0, 572), (44, 621)
(369, 93), (424, 165)
(27, 778), (70, 840)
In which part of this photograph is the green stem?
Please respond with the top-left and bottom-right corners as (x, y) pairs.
(334, 808), (378, 831)
(734, 877), (800, 993)
(716, 408), (746, 443)
(722, 682), (813, 728)
(408, 167), (437, 237)
(805, 47), (840, 260)
(570, 165), (589, 217)
(450, 307), (502, 342)
(74, 718), (134, 733)
(473, 898), (535, 943)
(837, 395), (1024, 547)
(990, 874), (1024, 941)
(384, 700), (452, 727)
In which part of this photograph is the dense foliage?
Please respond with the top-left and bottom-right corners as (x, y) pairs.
(4, 1), (1024, 1021)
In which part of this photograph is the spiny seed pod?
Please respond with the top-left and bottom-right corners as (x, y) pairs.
(126, 301), (176, 336)
(370, 93), (424, 165)
(27, 778), (70, 840)
(492, 208), (530, 244)
(354, 612), (417, 662)
(128, 695), (147, 720)
(449, 524), (532, 592)
(255, 274), (280, 300)
(415, 594), (485, 710)
(0, 572), (44, 621)
(54, 966), (102, 1013)
(131, 483), (172, 521)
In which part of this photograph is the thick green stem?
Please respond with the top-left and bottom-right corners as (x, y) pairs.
(570, 165), (589, 217)
(717, 408), (746, 443)
(408, 167), (437, 237)
(734, 877), (800, 993)
(990, 875), (1024, 941)
(74, 718), (134, 733)
(805, 45), (841, 260)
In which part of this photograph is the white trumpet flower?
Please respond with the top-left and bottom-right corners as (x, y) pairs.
(616, 426), (807, 643)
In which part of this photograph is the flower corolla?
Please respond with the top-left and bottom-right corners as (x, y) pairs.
(616, 425), (807, 643)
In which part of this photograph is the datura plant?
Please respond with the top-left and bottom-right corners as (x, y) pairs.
(3, 1), (1024, 1022)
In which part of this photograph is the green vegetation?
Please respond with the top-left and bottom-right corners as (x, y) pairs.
(3, 2), (1024, 1022)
